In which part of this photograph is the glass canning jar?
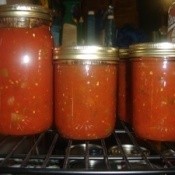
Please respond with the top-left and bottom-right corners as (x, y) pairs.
(53, 46), (118, 140)
(118, 48), (131, 123)
(130, 42), (175, 141)
(0, 5), (53, 135)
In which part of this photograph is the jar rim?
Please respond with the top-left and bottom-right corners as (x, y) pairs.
(0, 4), (52, 21)
(129, 42), (175, 57)
(53, 46), (119, 61)
(119, 48), (129, 59)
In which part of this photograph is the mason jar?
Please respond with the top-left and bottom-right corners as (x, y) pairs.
(118, 48), (131, 123)
(0, 4), (53, 135)
(54, 46), (118, 140)
(130, 42), (175, 141)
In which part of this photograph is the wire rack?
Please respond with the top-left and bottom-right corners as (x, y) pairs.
(0, 121), (175, 174)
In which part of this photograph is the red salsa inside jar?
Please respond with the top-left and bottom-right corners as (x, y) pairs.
(130, 42), (175, 141)
(54, 46), (118, 140)
(0, 5), (53, 135)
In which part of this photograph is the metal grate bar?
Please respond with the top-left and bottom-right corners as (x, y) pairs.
(0, 136), (10, 148)
(21, 133), (45, 168)
(164, 142), (175, 157)
(85, 141), (90, 170)
(164, 142), (175, 150)
(101, 139), (111, 170)
(147, 141), (174, 167)
(0, 136), (27, 167)
(158, 152), (173, 167)
(0, 120), (175, 174)
(113, 132), (131, 169)
(41, 133), (59, 168)
(63, 140), (72, 169)
(115, 130), (127, 134)
(120, 121), (154, 169)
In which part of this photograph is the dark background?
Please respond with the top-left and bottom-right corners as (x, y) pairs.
(6, 0), (173, 41)
(82, 0), (171, 40)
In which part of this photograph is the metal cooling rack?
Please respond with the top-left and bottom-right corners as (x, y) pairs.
(0, 121), (175, 174)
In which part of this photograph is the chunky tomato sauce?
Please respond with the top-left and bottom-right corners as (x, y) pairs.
(0, 26), (53, 135)
(132, 58), (175, 141)
(54, 61), (117, 140)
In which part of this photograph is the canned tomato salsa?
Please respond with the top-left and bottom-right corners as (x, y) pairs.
(54, 46), (118, 140)
(130, 42), (175, 141)
(0, 5), (53, 135)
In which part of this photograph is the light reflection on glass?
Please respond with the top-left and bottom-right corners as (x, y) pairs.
(85, 65), (90, 76)
(160, 60), (168, 88)
(22, 55), (30, 64)
(162, 60), (168, 69)
(163, 81), (167, 87)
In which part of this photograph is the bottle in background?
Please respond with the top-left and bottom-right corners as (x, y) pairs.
(96, 3), (117, 47)
(34, 0), (64, 47)
(77, 16), (85, 45)
(104, 4), (117, 47)
(62, 0), (82, 46)
(95, 8), (106, 45)
(50, 0), (64, 47)
(168, 1), (175, 42)
(87, 10), (96, 45)
(105, 14), (116, 46)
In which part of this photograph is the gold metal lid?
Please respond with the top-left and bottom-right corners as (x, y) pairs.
(0, 4), (52, 21)
(119, 48), (129, 59)
(129, 42), (175, 57)
(53, 46), (119, 61)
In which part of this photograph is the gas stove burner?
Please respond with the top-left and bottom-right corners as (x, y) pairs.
(69, 144), (103, 156)
(108, 144), (150, 156)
